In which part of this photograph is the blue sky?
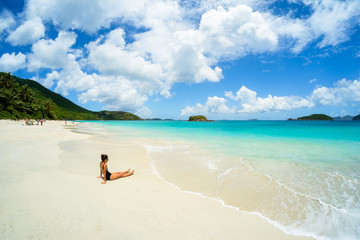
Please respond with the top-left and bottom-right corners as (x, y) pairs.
(0, 0), (359, 120)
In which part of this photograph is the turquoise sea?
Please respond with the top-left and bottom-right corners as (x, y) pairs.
(82, 120), (360, 240)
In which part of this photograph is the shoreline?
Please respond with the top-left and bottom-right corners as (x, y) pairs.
(0, 120), (314, 239)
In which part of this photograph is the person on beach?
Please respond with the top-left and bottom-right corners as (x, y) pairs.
(98, 154), (134, 184)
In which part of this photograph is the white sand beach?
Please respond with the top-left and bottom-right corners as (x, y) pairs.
(0, 120), (314, 240)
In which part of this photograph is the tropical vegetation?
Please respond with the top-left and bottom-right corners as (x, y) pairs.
(188, 115), (210, 121)
(95, 111), (141, 120)
(0, 72), (56, 119)
(297, 114), (333, 121)
(0, 72), (141, 120)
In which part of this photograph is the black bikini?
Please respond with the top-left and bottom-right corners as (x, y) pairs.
(106, 169), (111, 180)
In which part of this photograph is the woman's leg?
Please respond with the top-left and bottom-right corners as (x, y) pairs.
(114, 169), (130, 174)
(110, 170), (134, 180)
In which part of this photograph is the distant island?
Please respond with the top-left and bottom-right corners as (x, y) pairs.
(333, 115), (354, 121)
(144, 118), (176, 121)
(145, 118), (162, 121)
(188, 115), (212, 122)
(95, 111), (141, 120)
(288, 114), (360, 121)
(0, 72), (142, 120)
(288, 114), (333, 121)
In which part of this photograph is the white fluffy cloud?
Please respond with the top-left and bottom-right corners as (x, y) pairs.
(182, 85), (314, 116)
(182, 78), (360, 116)
(29, 31), (94, 96)
(36, 54), (95, 96)
(24, 0), (171, 33)
(273, 0), (360, 52)
(0, 10), (15, 35)
(312, 79), (360, 105)
(128, 8), (224, 85)
(1, 0), (358, 116)
(226, 86), (314, 113)
(40, 71), (60, 89)
(306, 0), (360, 48)
(6, 17), (45, 46)
(124, 4), (277, 88)
(0, 52), (26, 72)
(79, 28), (173, 114)
(87, 29), (164, 86)
(77, 75), (151, 116)
(181, 96), (234, 116)
(27, 31), (77, 71)
(199, 5), (278, 60)
(25, 0), (112, 33)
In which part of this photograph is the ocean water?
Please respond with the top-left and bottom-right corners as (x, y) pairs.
(82, 120), (360, 240)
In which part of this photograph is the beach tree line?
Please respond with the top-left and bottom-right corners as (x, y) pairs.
(0, 72), (56, 120)
(0, 72), (143, 120)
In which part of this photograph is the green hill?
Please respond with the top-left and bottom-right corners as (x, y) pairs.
(297, 114), (333, 121)
(353, 114), (360, 120)
(95, 111), (141, 120)
(10, 74), (97, 120)
(0, 72), (141, 120)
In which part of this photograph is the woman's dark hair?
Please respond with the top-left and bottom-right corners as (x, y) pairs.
(101, 154), (108, 162)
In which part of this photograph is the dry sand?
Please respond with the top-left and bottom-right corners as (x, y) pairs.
(0, 120), (314, 239)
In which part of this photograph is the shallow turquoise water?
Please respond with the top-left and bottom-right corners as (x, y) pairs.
(83, 120), (360, 240)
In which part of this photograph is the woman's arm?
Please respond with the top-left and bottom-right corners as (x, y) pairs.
(101, 164), (107, 184)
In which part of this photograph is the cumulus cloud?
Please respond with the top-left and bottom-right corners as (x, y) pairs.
(40, 71), (60, 88)
(87, 29), (164, 85)
(0, 52), (26, 72)
(181, 86), (314, 116)
(35, 65), (94, 96)
(27, 31), (77, 71)
(0, 10), (15, 35)
(128, 5), (224, 85)
(306, 0), (360, 48)
(25, 0), (110, 33)
(127, 4), (278, 87)
(6, 17), (45, 46)
(312, 79), (360, 105)
(273, 0), (360, 52)
(225, 86), (314, 113)
(2, 0), (358, 116)
(24, 0), (169, 33)
(182, 78), (360, 116)
(30, 32), (94, 96)
(36, 54), (95, 96)
(185, 0), (360, 53)
(77, 75), (151, 116)
(199, 5), (278, 60)
(181, 96), (234, 116)
(80, 28), (175, 114)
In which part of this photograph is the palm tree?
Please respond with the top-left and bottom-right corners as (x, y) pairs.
(0, 87), (21, 111)
(19, 84), (35, 102)
(0, 72), (17, 90)
(0, 87), (12, 105)
(44, 98), (55, 118)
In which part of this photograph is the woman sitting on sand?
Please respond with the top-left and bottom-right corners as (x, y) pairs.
(98, 154), (134, 184)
